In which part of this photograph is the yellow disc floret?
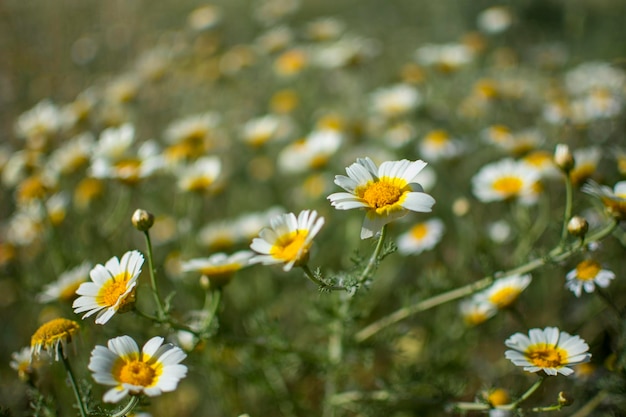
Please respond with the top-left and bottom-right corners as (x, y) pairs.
(575, 260), (601, 281)
(526, 344), (567, 369)
(31, 318), (80, 358)
(270, 230), (310, 263)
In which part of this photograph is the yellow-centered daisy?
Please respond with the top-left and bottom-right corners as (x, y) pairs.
(472, 158), (541, 205)
(249, 210), (324, 271)
(505, 327), (591, 376)
(181, 250), (254, 287)
(582, 180), (626, 220)
(31, 318), (80, 360)
(328, 157), (435, 239)
(88, 335), (187, 403)
(476, 274), (532, 309)
(566, 259), (615, 297)
(73, 250), (144, 325)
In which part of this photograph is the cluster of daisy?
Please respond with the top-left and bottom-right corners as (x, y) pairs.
(3, 0), (626, 415)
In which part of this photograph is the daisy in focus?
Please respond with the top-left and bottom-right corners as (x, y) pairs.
(472, 158), (541, 205)
(505, 327), (591, 376)
(396, 218), (445, 255)
(582, 180), (626, 220)
(88, 335), (187, 403)
(181, 250), (254, 287)
(565, 259), (615, 297)
(31, 318), (80, 360)
(475, 274), (532, 309)
(37, 261), (92, 303)
(328, 157), (435, 239)
(250, 210), (324, 271)
(73, 250), (144, 325)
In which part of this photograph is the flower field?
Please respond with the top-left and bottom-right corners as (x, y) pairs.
(1, 0), (626, 416)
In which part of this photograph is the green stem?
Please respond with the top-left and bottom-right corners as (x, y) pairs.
(453, 377), (544, 413)
(358, 225), (387, 285)
(501, 376), (544, 410)
(143, 230), (166, 319)
(560, 172), (574, 244)
(111, 395), (140, 417)
(355, 219), (618, 343)
(59, 347), (88, 417)
(323, 295), (349, 417)
(301, 264), (346, 291)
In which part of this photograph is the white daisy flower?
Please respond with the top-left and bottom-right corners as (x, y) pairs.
(472, 158), (541, 205)
(477, 6), (513, 34)
(505, 327), (591, 376)
(176, 156), (222, 193)
(37, 261), (92, 303)
(459, 298), (497, 326)
(14, 99), (62, 143)
(418, 130), (465, 162)
(241, 114), (289, 147)
(328, 157), (435, 239)
(250, 210), (324, 271)
(370, 84), (422, 119)
(181, 250), (254, 287)
(582, 180), (626, 220)
(565, 259), (615, 297)
(73, 251), (144, 325)
(88, 335), (187, 403)
(475, 274), (532, 309)
(569, 147), (601, 186)
(397, 218), (445, 255)
(278, 129), (343, 173)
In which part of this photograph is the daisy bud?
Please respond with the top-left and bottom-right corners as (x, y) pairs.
(132, 209), (155, 231)
(567, 216), (588, 238)
(558, 391), (574, 407)
(554, 144), (575, 173)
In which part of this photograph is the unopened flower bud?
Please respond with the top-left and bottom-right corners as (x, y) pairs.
(558, 391), (574, 407)
(554, 144), (575, 173)
(567, 216), (588, 238)
(132, 209), (155, 231)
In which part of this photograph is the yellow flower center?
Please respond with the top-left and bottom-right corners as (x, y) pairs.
(186, 176), (214, 192)
(425, 130), (450, 146)
(31, 318), (80, 351)
(464, 311), (489, 326)
(310, 155), (329, 169)
(526, 344), (567, 369)
(114, 358), (161, 387)
(575, 260), (601, 281)
(114, 159), (142, 183)
(360, 179), (405, 209)
(199, 263), (242, 277)
(410, 223), (428, 240)
(492, 176), (523, 196)
(270, 230), (309, 262)
(487, 388), (510, 406)
(74, 178), (104, 209)
(488, 287), (521, 308)
(17, 176), (49, 204)
(570, 163), (596, 186)
(98, 273), (134, 309)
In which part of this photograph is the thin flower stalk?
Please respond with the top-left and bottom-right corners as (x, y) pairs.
(59, 346), (88, 417)
(355, 218), (619, 343)
(142, 229), (166, 320)
(560, 171), (574, 244)
(357, 225), (388, 285)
